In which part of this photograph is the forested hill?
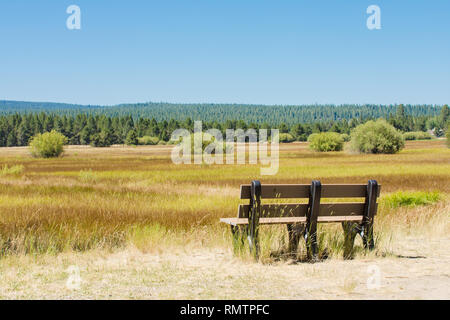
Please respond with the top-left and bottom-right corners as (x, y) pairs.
(0, 100), (102, 113)
(0, 100), (443, 125)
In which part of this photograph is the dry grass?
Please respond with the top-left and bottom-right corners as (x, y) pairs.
(0, 140), (448, 259)
(0, 237), (448, 299)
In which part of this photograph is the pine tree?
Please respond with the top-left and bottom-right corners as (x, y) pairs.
(6, 131), (17, 147)
(439, 105), (449, 127)
(125, 129), (138, 145)
(17, 121), (32, 146)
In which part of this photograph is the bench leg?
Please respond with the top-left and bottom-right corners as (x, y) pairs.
(305, 180), (321, 262)
(361, 180), (377, 251)
(304, 230), (318, 261)
(342, 222), (359, 259)
(231, 225), (246, 254)
(361, 224), (375, 250)
(248, 180), (261, 260)
(247, 225), (259, 259)
(287, 224), (304, 255)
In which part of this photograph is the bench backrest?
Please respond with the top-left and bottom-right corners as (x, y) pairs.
(238, 181), (381, 220)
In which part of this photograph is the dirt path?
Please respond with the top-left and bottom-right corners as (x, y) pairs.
(0, 237), (449, 300)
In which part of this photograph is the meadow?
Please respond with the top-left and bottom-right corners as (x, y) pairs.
(0, 140), (448, 298)
(0, 139), (448, 255)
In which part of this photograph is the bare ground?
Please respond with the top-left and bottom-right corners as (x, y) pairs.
(0, 236), (448, 300)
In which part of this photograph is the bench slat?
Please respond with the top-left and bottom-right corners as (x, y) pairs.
(322, 185), (381, 198)
(238, 203), (309, 218)
(221, 217), (306, 225)
(240, 184), (310, 199)
(220, 216), (364, 226)
(320, 202), (370, 216)
(240, 184), (381, 199)
(238, 202), (377, 218)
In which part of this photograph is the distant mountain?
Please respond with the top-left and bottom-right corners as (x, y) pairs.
(0, 100), (443, 125)
(0, 100), (104, 112)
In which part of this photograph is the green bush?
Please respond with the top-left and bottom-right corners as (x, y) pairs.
(190, 133), (216, 154)
(403, 131), (432, 141)
(350, 119), (405, 154)
(308, 132), (344, 152)
(279, 133), (295, 143)
(340, 133), (351, 142)
(138, 136), (160, 145)
(29, 130), (68, 158)
(383, 191), (440, 208)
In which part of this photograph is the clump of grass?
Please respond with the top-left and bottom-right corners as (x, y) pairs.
(0, 164), (24, 176)
(383, 191), (441, 208)
(78, 169), (98, 183)
(129, 224), (168, 253)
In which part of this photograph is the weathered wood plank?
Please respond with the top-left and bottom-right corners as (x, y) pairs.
(220, 215), (364, 226)
(319, 203), (367, 216)
(237, 203), (377, 218)
(318, 216), (364, 223)
(322, 185), (365, 198)
(240, 184), (381, 199)
(238, 204), (309, 218)
(240, 184), (310, 199)
(221, 217), (307, 225)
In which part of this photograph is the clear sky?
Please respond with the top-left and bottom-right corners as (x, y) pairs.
(0, 0), (449, 106)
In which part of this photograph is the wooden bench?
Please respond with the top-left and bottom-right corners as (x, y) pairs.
(220, 180), (381, 260)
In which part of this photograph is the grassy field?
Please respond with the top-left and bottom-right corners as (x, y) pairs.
(0, 140), (449, 299)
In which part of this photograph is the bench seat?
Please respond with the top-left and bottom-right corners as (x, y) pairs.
(220, 215), (364, 226)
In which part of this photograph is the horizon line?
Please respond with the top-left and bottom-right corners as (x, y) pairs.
(0, 99), (447, 109)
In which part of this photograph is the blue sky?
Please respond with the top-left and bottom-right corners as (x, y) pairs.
(0, 0), (449, 105)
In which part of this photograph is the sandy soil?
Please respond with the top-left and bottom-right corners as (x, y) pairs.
(0, 236), (448, 300)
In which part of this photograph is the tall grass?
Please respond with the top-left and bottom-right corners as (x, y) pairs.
(78, 169), (99, 183)
(0, 141), (448, 257)
(0, 164), (24, 176)
(383, 191), (441, 208)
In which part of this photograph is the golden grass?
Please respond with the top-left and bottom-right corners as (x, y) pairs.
(0, 140), (448, 258)
(0, 164), (24, 176)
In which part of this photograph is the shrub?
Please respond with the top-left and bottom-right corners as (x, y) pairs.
(308, 132), (344, 152)
(383, 191), (440, 208)
(350, 119), (405, 154)
(279, 133), (295, 143)
(403, 131), (432, 141)
(307, 133), (318, 142)
(138, 136), (160, 145)
(0, 164), (24, 176)
(29, 131), (68, 158)
(340, 133), (351, 142)
(190, 133), (216, 154)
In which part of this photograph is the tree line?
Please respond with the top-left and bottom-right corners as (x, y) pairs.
(0, 105), (448, 147)
(0, 100), (444, 126)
